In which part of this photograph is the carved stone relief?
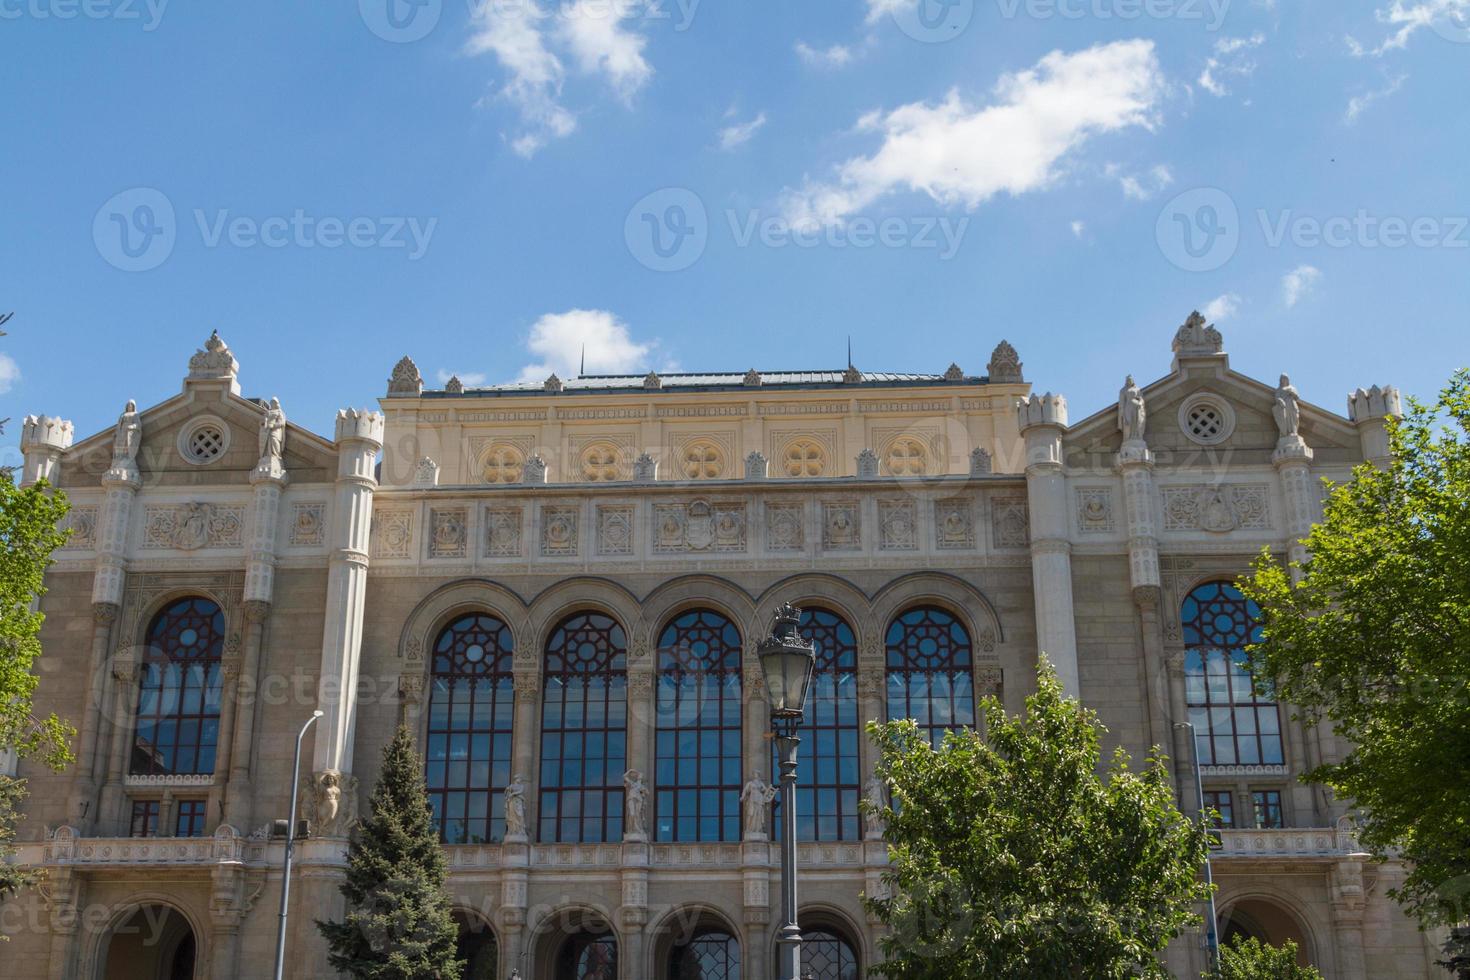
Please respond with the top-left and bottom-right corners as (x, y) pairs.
(143, 503), (245, 551)
(289, 503), (326, 547)
(1076, 488), (1114, 534)
(935, 498), (975, 550)
(653, 500), (746, 553)
(596, 506), (635, 556)
(1161, 485), (1271, 533)
(822, 501), (861, 551)
(879, 499), (916, 551)
(484, 507), (523, 558)
(541, 506), (580, 557)
(990, 496), (1030, 549)
(59, 507), (98, 550)
(429, 508), (468, 559)
(766, 502), (804, 553)
(371, 510), (414, 559)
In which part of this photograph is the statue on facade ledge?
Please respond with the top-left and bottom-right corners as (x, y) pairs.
(740, 770), (777, 840)
(504, 774), (528, 840)
(623, 769), (648, 840)
(1118, 376), (1147, 445)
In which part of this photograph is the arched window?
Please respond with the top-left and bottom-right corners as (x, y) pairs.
(885, 606), (976, 746)
(801, 928), (861, 980)
(558, 932), (619, 979)
(426, 614), (515, 844)
(1183, 582), (1282, 766)
(540, 612), (628, 843)
(655, 609), (742, 842)
(132, 598), (225, 776)
(669, 929), (741, 979)
(772, 609), (860, 841)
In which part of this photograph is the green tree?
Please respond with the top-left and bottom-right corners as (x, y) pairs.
(1239, 370), (1470, 934)
(318, 725), (463, 979)
(0, 474), (74, 902)
(863, 660), (1214, 979)
(1205, 935), (1322, 980)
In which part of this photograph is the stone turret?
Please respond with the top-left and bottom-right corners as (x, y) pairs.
(19, 415), (74, 486)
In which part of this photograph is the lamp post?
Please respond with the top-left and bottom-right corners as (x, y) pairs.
(1175, 720), (1221, 975)
(757, 603), (818, 980)
(274, 709), (323, 980)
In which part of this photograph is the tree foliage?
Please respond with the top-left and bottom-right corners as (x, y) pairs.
(318, 725), (463, 979)
(1205, 935), (1322, 980)
(1239, 370), (1470, 930)
(0, 475), (74, 903)
(862, 660), (1213, 979)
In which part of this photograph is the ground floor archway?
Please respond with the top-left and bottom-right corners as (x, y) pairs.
(96, 904), (198, 980)
(454, 909), (500, 979)
(530, 907), (619, 980)
(1221, 897), (1316, 967)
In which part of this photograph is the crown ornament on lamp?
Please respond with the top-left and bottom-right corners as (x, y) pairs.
(757, 603), (817, 720)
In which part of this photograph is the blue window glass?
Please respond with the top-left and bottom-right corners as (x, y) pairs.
(1182, 582), (1282, 767)
(885, 606), (975, 746)
(669, 929), (741, 979)
(654, 609), (742, 842)
(539, 612), (627, 843)
(771, 608), (860, 841)
(132, 598), (225, 776)
(426, 614), (515, 844)
(800, 928), (860, 980)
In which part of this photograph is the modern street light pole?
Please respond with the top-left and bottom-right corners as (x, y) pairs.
(274, 709), (324, 980)
(757, 603), (818, 980)
(1175, 720), (1221, 975)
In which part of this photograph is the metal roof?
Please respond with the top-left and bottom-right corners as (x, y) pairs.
(427, 369), (989, 397)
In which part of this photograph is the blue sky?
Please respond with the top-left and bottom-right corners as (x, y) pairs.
(2, 0), (1467, 459)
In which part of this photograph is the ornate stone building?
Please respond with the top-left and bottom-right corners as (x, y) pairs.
(0, 321), (1442, 978)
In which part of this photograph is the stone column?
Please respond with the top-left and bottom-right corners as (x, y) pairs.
(1164, 651), (1198, 814)
(1118, 433), (1168, 752)
(223, 600), (272, 829)
(93, 451), (143, 833)
(1330, 858), (1368, 980)
(43, 866), (81, 980)
(311, 409), (383, 784)
(1273, 433), (1323, 822)
(1348, 384), (1402, 471)
(1018, 394), (1080, 696)
(511, 671), (541, 839)
(743, 662), (770, 810)
(627, 670), (654, 798)
(620, 840), (651, 980)
(68, 602), (118, 829)
(19, 415), (73, 487)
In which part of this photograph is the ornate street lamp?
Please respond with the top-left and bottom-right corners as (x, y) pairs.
(274, 709), (323, 980)
(758, 603), (817, 980)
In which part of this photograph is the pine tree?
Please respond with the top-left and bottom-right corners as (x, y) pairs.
(318, 725), (463, 979)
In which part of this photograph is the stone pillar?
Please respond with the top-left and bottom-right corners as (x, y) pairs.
(856, 669), (885, 788)
(1273, 432), (1324, 821)
(743, 661), (770, 810)
(18, 415), (73, 487)
(223, 600), (271, 829)
(68, 602), (119, 829)
(1164, 651), (1198, 814)
(1118, 432), (1167, 752)
(311, 409), (383, 780)
(1018, 394), (1080, 696)
(1330, 858), (1368, 980)
(43, 866), (81, 980)
(620, 839), (651, 980)
(627, 670), (654, 798)
(511, 671), (541, 839)
(1348, 384), (1402, 470)
(93, 450), (142, 834)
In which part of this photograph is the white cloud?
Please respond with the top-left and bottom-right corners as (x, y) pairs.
(1070, 220), (1086, 238)
(467, 0), (653, 157)
(557, 0), (653, 103)
(515, 309), (659, 382)
(780, 40), (1166, 229)
(1113, 163), (1174, 201)
(1349, 0), (1470, 56)
(1346, 73), (1408, 122)
(0, 352), (19, 395)
(1199, 32), (1266, 97)
(1203, 293), (1241, 321)
(864, 0), (907, 23)
(435, 369), (489, 387)
(795, 41), (855, 68)
(1282, 266), (1322, 308)
(719, 112), (767, 150)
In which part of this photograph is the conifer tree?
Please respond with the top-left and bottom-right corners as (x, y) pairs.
(318, 725), (463, 979)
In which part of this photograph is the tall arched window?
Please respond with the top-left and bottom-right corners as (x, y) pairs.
(801, 928), (861, 980)
(426, 614), (515, 844)
(655, 609), (742, 842)
(669, 929), (741, 979)
(540, 612), (628, 843)
(772, 608), (860, 841)
(886, 606), (976, 746)
(1183, 582), (1282, 766)
(132, 597), (225, 776)
(558, 933), (619, 979)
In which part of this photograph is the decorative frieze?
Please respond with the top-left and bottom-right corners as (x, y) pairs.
(765, 502), (804, 553)
(143, 503), (245, 551)
(822, 501), (861, 551)
(429, 508), (468, 559)
(596, 506), (635, 556)
(371, 510), (415, 559)
(879, 499), (916, 551)
(935, 498), (975, 550)
(59, 506), (98, 550)
(1075, 488), (1115, 534)
(289, 503), (327, 547)
(653, 500), (747, 553)
(990, 496), (1030, 549)
(541, 506), (580, 557)
(1161, 485), (1271, 533)
(484, 507), (523, 557)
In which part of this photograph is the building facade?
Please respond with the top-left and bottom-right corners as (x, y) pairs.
(0, 319), (1442, 978)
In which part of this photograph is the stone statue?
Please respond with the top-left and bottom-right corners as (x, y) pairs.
(863, 775), (889, 837)
(504, 774), (528, 839)
(739, 770), (777, 839)
(113, 400), (141, 463)
(1273, 374), (1302, 440)
(623, 769), (648, 839)
(299, 769), (359, 837)
(259, 397), (286, 464)
(1118, 375), (1147, 443)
